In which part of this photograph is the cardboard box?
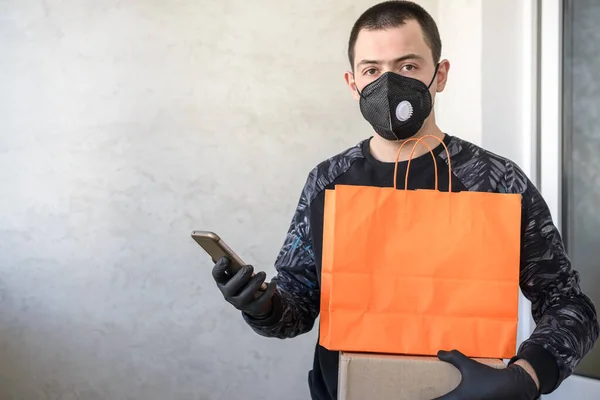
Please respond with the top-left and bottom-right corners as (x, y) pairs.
(338, 352), (506, 400)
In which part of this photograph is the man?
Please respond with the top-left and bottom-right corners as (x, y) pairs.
(211, 1), (599, 399)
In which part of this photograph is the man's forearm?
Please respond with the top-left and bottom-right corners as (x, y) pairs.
(516, 178), (599, 393)
(513, 359), (539, 391)
(243, 288), (319, 339)
(517, 297), (598, 393)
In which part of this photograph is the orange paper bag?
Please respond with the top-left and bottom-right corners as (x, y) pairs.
(319, 136), (522, 359)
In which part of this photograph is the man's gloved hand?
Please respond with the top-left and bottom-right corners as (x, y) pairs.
(432, 350), (539, 400)
(212, 257), (278, 318)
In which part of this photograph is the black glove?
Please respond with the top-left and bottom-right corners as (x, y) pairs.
(432, 350), (539, 400)
(212, 257), (278, 318)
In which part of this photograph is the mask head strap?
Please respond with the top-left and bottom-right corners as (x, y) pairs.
(355, 81), (366, 100)
(426, 63), (441, 89)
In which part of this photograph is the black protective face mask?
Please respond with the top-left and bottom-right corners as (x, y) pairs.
(357, 65), (439, 141)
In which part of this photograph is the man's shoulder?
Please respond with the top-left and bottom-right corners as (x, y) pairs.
(300, 140), (366, 207)
(446, 136), (529, 193)
(314, 140), (366, 174)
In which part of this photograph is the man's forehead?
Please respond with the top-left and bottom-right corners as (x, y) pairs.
(353, 21), (430, 62)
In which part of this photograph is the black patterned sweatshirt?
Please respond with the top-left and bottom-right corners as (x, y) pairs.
(242, 135), (599, 400)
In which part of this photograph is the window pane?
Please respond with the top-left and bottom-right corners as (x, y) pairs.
(563, 0), (600, 380)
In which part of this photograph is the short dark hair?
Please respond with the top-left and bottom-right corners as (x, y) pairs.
(348, 1), (442, 68)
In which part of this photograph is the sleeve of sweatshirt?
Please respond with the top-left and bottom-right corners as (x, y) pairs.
(507, 163), (599, 394)
(242, 170), (320, 339)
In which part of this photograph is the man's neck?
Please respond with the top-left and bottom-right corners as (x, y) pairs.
(369, 125), (446, 163)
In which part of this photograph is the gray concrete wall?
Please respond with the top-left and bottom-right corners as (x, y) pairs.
(0, 1), (409, 399)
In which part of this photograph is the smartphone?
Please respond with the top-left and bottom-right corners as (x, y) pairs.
(191, 230), (267, 291)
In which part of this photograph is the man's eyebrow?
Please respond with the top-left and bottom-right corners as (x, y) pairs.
(356, 54), (425, 69)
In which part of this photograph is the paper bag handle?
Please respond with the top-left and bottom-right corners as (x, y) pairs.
(393, 135), (453, 192)
(393, 138), (437, 190)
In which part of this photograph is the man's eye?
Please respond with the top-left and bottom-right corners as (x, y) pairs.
(402, 65), (416, 72)
(364, 68), (378, 76)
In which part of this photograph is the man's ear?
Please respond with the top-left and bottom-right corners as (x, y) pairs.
(435, 59), (450, 93)
(344, 71), (360, 101)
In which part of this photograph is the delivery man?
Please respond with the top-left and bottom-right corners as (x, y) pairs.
(210, 1), (599, 399)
